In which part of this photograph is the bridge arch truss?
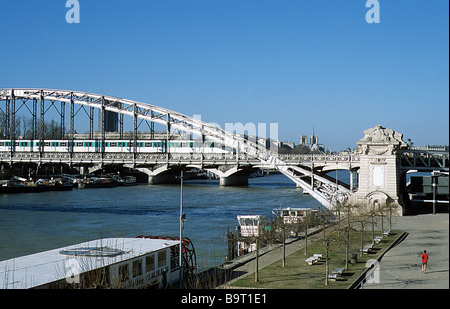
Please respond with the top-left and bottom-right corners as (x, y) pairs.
(1, 88), (354, 209)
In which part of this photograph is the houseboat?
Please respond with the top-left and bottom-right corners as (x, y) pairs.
(0, 237), (183, 289)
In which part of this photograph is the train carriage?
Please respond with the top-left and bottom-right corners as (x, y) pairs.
(0, 139), (229, 154)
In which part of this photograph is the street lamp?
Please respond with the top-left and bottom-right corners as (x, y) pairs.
(179, 169), (186, 287)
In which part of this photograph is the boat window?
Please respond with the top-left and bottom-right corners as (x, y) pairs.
(170, 246), (180, 270)
(118, 264), (129, 283)
(132, 259), (142, 278)
(240, 218), (258, 226)
(146, 254), (155, 272)
(158, 250), (166, 268)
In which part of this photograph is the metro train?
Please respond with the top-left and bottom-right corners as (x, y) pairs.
(0, 139), (230, 154)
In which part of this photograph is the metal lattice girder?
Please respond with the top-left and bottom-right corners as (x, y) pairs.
(0, 88), (274, 159)
(0, 88), (351, 209)
(400, 150), (449, 171)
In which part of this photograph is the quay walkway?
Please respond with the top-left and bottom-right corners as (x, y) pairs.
(213, 213), (448, 289)
(363, 213), (449, 289)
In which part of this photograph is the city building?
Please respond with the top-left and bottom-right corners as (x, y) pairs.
(299, 135), (308, 146)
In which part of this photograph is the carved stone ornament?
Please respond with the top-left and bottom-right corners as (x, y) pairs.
(357, 125), (407, 155)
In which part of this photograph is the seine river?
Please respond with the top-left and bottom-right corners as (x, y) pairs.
(0, 173), (335, 271)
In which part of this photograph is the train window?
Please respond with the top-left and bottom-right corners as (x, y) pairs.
(118, 264), (129, 283)
(145, 142), (152, 147)
(60, 142), (67, 147)
(0, 142), (3, 146)
(132, 259), (143, 278)
(76, 142), (83, 147)
(15, 142), (19, 146)
(110, 142), (117, 147)
(154, 142), (161, 147)
(51, 142), (59, 147)
(146, 255), (155, 272)
(189, 142), (194, 148)
(157, 251), (166, 268)
(44, 142), (50, 147)
(85, 142), (93, 147)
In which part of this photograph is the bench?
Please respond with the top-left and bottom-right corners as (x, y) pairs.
(383, 229), (392, 236)
(374, 236), (383, 243)
(305, 254), (323, 265)
(328, 268), (347, 281)
(362, 244), (374, 254)
(332, 267), (345, 275)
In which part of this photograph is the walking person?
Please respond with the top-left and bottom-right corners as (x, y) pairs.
(421, 250), (429, 274)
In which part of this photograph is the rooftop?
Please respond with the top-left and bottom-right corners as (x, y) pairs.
(0, 237), (178, 289)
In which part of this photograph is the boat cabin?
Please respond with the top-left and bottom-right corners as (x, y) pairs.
(273, 207), (318, 224)
(236, 215), (264, 256)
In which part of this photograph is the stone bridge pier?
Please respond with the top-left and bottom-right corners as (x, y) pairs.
(207, 165), (257, 186)
(130, 164), (256, 186)
(348, 125), (408, 216)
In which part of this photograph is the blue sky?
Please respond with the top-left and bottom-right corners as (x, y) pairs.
(0, 0), (448, 150)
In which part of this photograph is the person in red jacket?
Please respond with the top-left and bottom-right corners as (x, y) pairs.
(421, 250), (429, 273)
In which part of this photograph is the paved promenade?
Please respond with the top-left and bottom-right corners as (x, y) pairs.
(218, 213), (448, 289)
(363, 213), (449, 289)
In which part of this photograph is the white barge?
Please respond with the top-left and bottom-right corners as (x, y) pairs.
(0, 237), (185, 289)
(236, 215), (264, 256)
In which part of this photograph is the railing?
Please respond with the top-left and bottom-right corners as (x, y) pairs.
(1, 150), (362, 165)
(410, 145), (449, 152)
(278, 153), (360, 163)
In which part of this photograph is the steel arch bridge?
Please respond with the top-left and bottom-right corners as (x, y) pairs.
(0, 88), (353, 209)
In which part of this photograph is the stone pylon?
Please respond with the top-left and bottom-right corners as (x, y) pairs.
(348, 125), (408, 216)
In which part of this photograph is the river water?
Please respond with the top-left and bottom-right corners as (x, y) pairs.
(0, 173), (338, 271)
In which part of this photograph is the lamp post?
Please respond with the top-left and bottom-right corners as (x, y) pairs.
(179, 169), (185, 287)
(432, 172), (438, 215)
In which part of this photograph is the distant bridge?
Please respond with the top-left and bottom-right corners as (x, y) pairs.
(1, 89), (448, 214)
